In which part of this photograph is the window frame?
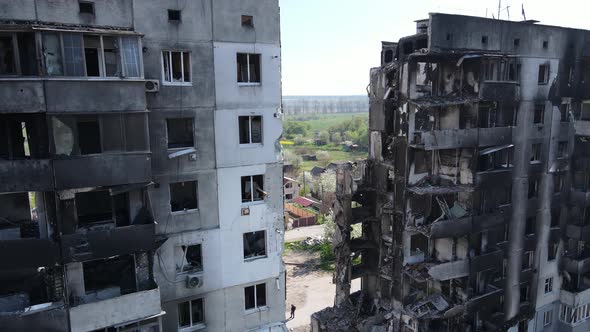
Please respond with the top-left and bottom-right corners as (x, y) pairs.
(169, 180), (199, 214)
(543, 310), (552, 326)
(176, 244), (203, 275)
(237, 53), (261, 85)
(244, 282), (268, 312)
(538, 64), (550, 85)
(238, 115), (263, 146)
(177, 298), (205, 331)
(0, 31), (143, 78)
(161, 50), (192, 86)
(243, 230), (267, 261)
(166, 117), (195, 150)
(544, 277), (553, 294)
(241, 174), (265, 204)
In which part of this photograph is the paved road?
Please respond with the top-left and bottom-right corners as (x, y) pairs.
(284, 224), (325, 242)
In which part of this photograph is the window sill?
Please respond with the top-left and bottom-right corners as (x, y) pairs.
(162, 81), (192, 87)
(240, 143), (263, 148)
(179, 323), (206, 332)
(244, 255), (267, 262)
(171, 209), (199, 215)
(238, 82), (261, 87)
(244, 306), (268, 315)
(241, 200), (265, 207)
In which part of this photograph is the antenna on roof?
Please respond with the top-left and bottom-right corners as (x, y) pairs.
(498, 0), (501, 19)
(521, 3), (527, 21)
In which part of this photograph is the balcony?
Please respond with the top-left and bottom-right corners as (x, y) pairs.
(562, 254), (590, 274)
(566, 224), (590, 240)
(561, 287), (590, 308)
(53, 153), (151, 190)
(0, 80), (45, 113)
(69, 287), (162, 332)
(404, 259), (469, 282)
(44, 80), (146, 114)
(470, 250), (503, 274)
(570, 188), (590, 207)
(0, 238), (59, 269)
(465, 287), (503, 313)
(412, 127), (512, 151)
(479, 81), (520, 102)
(575, 121), (590, 136)
(0, 159), (53, 193)
(0, 302), (68, 331)
(60, 223), (156, 263)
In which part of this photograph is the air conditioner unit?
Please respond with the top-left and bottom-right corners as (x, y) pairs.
(145, 79), (160, 92)
(186, 274), (202, 289)
(241, 207), (250, 216)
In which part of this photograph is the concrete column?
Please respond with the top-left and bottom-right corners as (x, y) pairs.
(333, 167), (353, 307)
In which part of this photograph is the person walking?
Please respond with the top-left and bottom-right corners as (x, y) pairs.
(290, 304), (296, 319)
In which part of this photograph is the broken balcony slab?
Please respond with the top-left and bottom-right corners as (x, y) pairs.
(0, 302), (68, 332)
(409, 95), (481, 108)
(404, 259), (469, 282)
(407, 184), (475, 195)
(60, 223), (157, 263)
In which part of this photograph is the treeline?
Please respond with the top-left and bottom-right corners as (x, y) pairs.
(283, 95), (368, 115)
(284, 117), (369, 150)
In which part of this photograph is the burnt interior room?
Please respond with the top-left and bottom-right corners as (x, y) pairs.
(0, 192), (41, 239)
(81, 255), (137, 297)
(0, 114), (50, 160)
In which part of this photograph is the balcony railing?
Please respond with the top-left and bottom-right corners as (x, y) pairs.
(0, 159), (53, 193)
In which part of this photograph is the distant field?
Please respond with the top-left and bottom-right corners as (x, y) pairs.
(286, 112), (368, 134)
(284, 145), (366, 172)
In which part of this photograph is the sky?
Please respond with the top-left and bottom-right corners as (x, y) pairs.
(279, 0), (590, 96)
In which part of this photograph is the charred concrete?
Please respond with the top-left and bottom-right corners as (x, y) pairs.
(313, 13), (590, 332)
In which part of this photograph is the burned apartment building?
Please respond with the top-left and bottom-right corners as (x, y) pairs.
(313, 13), (590, 332)
(0, 1), (285, 331)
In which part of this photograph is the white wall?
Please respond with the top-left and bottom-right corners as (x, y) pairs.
(213, 42), (281, 110)
(215, 107), (282, 168)
(216, 163), (284, 289)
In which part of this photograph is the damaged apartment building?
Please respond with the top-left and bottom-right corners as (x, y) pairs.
(313, 13), (590, 332)
(0, 0), (285, 331)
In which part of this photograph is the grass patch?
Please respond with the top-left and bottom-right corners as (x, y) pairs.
(285, 112), (368, 134)
(285, 240), (335, 271)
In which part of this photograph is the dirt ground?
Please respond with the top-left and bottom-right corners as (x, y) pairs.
(284, 248), (360, 331)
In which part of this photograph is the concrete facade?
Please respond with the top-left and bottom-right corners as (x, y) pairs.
(312, 13), (590, 332)
(0, 0), (284, 331)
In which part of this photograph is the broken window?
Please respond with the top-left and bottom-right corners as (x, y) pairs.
(481, 35), (488, 44)
(544, 310), (552, 326)
(102, 36), (120, 77)
(410, 233), (428, 256)
(237, 53), (261, 83)
(544, 277), (553, 294)
(176, 244), (202, 274)
(514, 38), (520, 48)
(528, 178), (539, 199)
(523, 251), (534, 269)
(243, 230), (266, 260)
(557, 141), (568, 158)
(525, 217), (535, 235)
(548, 243), (558, 260)
(241, 15), (254, 27)
(384, 50), (393, 63)
(560, 103), (570, 122)
(499, 185), (512, 206)
(84, 35), (101, 76)
(178, 298), (204, 329)
(531, 143), (541, 162)
(83, 255), (136, 295)
(76, 190), (112, 225)
(42, 33), (64, 75)
(79, 1), (95, 15)
(77, 118), (102, 155)
(538, 64), (549, 84)
(244, 283), (266, 310)
(555, 174), (564, 193)
(170, 181), (198, 212)
(534, 104), (544, 124)
(285, 194), (293, 200)
(543, 40), (549, 49)
(168, 9), (181, 22)
(167, 118), (194, 149)
(241, 175), (265, 203)
(162, 50), (190, 84)
(239, 116), (262, 144)
(483, 60), (497, 81)
(0, 35), (16, 75)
